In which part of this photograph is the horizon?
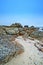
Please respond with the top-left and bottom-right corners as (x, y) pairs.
(0, 0), (43, 27)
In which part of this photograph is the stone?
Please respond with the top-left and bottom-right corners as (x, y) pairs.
(19, 31), (25, 35)
(0, 28), (6, 35)
(0, 36), (24, 65)
(34, 42), (43, 52)
(18, 28), (24, 32)
(24, 25), (29, 28)
(31, 31), (43, 38)
(15, 41), (24, 55)
(5, 28), (19, 35)
(11, 23), (23, 28)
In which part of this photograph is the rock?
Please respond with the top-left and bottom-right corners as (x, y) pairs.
(18, 28), (25, 35)
(11, 23), (23, 28)
(0, 28), (6, 35)
(15, 41), (24, 55)
(23, 33), (28, 38)
(0, 39), (16, 64)
(31, 31), (43, 38)
(19, 31), (25, 35)
(24, 25), (29, 28)
(18, 28), (24, 32)
(5, 28), (19, 35)
(34, 42), (43, 52)
(0, 36), (24, 65)
(30, 26), (35, 30)
(40, 48), (43, 52)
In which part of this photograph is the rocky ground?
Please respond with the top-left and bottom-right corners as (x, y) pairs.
(0, 35), (24, 65)
(0, 23), (43, 65)
(5, 36), (43, 65)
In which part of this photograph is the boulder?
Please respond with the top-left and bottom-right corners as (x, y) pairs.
(18, 28), (24, 32)
(11, 23), (23, 28)
(5, 28), (19, 35)
(24, 25), (29, 28)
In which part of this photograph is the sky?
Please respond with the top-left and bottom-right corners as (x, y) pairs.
(0, 0), (43, 26)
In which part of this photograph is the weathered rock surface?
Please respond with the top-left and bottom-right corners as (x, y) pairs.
(5, 36), (43, 65)
(0, 23), (43, 65)
(0, 27), (6, 35)
(31, 31), (43, 37)
(34, 41), (43, 52)
(0, 23), (43, 39)
(5, 28), (19, 35)
(0, 35), (24, 65)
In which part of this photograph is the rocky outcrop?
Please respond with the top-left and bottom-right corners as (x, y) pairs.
(5, 28), (19, 35)
(0, 23), (43, 65)
(0, 35), (24, 65)
(0, 23), (43, 40)
(4, 27), (26, 35)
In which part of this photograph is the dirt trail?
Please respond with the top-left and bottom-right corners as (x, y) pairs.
(5, 36), (43, 65)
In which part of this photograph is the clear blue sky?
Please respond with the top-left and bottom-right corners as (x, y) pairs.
(0, 0), (43, 26)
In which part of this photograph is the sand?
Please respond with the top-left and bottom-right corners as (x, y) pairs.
(5, 36), (43, 65)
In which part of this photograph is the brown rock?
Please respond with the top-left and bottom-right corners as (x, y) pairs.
(34, 42), (43, 52)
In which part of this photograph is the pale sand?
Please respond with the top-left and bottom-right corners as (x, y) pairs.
(5, 36), (43, 65)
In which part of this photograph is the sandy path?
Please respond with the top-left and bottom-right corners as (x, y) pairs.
(5, 36), (43, 65)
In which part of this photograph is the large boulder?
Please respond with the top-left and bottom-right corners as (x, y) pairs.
(5, 28), (19, 35)
(0, 36), (24, 65)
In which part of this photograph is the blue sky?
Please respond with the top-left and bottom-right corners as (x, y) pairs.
(0, 0), (43, 26)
